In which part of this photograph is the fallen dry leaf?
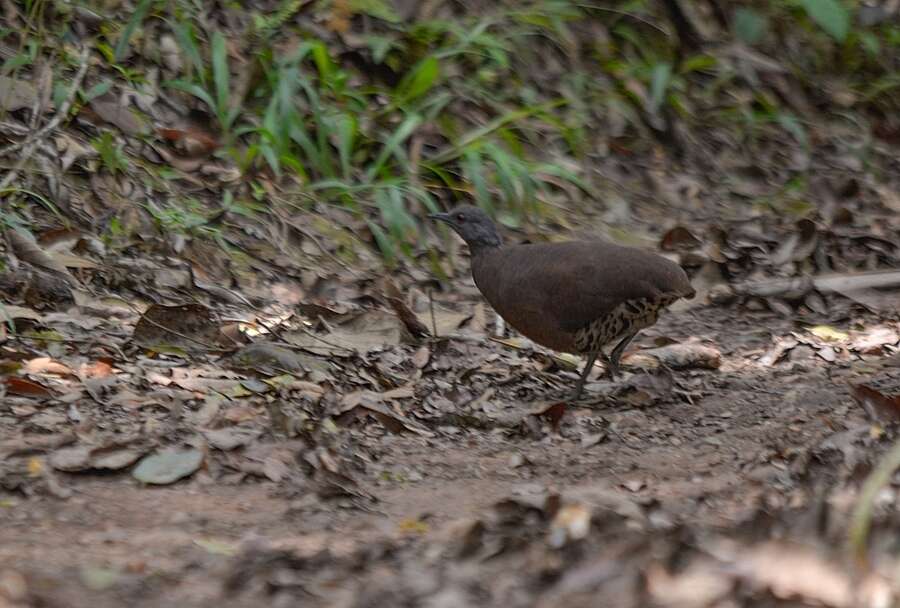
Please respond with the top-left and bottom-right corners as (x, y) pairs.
(49, 444), (144, 472)
(4, 376), (54, 398)
(6, 228), (79, 285)
(0, 76), (38, 111)
(336, 390), (434, 436)
(80, 360), (114, 379)
(809, 325), (849, 342)
(529, 401), (567, 432)
(132, 449), (204, 485)
(548, 503), (591, 547)
(23, 357), (74, 377)
(851, 384), (900, 424)
(287, 309), (406, 356)
(133, 303), (224, 353)
(659, 225), (702, 251)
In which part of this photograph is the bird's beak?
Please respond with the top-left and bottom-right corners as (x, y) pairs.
(428, 212), (452, 225)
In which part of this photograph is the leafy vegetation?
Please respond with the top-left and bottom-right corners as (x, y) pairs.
(2, 0), (900, 265)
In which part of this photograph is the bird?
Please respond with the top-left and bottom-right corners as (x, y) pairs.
(429, 204), (695, 400)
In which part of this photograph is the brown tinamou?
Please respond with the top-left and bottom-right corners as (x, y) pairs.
(430, 205), (695, 399)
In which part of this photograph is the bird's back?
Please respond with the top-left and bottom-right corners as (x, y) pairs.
(471, 239), (693, 353)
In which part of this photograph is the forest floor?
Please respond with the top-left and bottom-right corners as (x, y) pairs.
(4, 3), (900, 605)
(3, 281), (900, 606)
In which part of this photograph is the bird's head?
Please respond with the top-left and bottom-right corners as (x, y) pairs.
(429, 204), (502, 252)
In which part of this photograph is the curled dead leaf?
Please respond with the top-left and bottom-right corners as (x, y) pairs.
(6, 228), (79, 285)
(336, 390), (434, 436)
(660, 225), (702, 251)
(88, 95), (148, 135)
(529, 401), (567, 432)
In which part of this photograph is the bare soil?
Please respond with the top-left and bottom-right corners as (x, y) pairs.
(4, 303), (898, 607)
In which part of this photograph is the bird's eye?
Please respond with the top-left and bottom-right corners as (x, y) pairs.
(456, 213), (466, 222)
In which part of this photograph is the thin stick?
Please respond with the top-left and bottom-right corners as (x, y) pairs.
(428, 288), (438, 337)
(298, 326), (355, 354)
(0, 47), (91, 190)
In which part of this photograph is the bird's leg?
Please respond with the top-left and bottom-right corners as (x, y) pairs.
(606, 331), (638, 378)
(572, 351), (600, 401)
(600, 353), (615, 378)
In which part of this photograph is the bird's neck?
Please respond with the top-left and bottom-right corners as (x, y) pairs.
(467, 238), (502, 258)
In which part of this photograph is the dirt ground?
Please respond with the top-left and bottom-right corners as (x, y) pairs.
(6, 0), (900, 603)
(3, 298), (900, 607)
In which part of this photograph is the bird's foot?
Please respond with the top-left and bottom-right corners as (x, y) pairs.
(601, 355), (619, 380)
(568, 382), (586, 403)
(568, 380), (616, 405)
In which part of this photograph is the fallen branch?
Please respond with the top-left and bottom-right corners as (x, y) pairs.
(733, 270), (900, 299)
(624, 342), (721, 370)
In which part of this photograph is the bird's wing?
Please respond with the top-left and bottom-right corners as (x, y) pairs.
(494, 242), (668, 335)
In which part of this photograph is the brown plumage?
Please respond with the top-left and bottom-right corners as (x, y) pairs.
(430, 205), (695, 399)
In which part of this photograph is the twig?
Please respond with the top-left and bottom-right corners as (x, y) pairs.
(0, 121), (30, 137)
(442, 333), (484, 344)
(298, 326), (356, 354)
(571, 3), (670, 36)
(252, 312), (289, 344)
(428, 287), (437, 337)
(0, 47), (91, 190)
(10, 333), (128, 357)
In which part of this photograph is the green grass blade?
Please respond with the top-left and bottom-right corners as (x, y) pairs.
(366, 113), (422, 182)
(173, 21), (205, 84)
(463, 148), (492, 213)
(334, 113), (357, 180)
(430, 99), (566, 165)
(366, 218), (396, 267)
(486, 145), (519, 207)
(533, 163), (593, 195)
(211, 31), (230, 117)
(286, 111), (323, 175)
(166, 80), (216, 112)
(800, 0), (848, 42)
(311, 41), (335, 82)
(847, 438), (900, 563)
(649, 62), (672, 113)
(114, 0), (154, 63)
(395, 56), (440, 103)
